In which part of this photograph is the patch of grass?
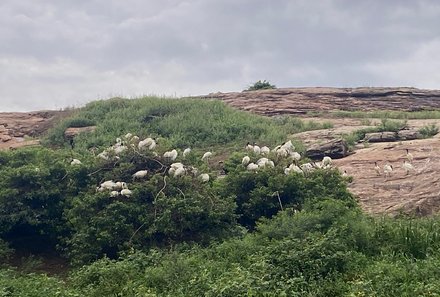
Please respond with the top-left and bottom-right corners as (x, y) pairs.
(419, 123), (439, 138)
(44, 97), (335, 151)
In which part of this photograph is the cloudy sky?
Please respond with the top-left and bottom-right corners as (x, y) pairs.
(1, 0), (440, 111)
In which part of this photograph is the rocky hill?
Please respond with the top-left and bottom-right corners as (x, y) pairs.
(0, 110), (68, 150)
(2, 87), (440, 216)
(204, 87), (440, 115)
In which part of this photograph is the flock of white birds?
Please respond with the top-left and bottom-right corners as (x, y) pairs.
(373, 149), (415, 179)
(69, 134), (339, 199)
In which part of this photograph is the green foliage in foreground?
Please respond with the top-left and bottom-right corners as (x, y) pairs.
(4, 200), (440, 296)
(44, 97), (331, 151)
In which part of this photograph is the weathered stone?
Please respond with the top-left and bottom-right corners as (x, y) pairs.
(0, 134), (12, 142)
(397, 130), (422, 140)
(64, 126), (96, 139)
(363, 132), (398, 142)
(198, 87), (440, 116)
(306, 139), (349, 160)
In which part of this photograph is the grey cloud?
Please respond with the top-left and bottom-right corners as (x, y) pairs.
(1, 0), (440, 111)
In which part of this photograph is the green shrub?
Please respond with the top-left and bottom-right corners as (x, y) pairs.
(246, 80), (276, 91)
(419, 123), (439, 138)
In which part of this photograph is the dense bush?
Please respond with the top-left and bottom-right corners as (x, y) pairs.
(246, 80), (276, 91)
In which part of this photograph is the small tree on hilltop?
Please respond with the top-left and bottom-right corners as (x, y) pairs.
(246, 80), (276, 91)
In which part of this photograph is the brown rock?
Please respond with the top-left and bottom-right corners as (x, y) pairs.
(397, 130), (422, 140)
(0, 134), (12, 142)
(363, 132), (398, 142)
(64, 126), (96, 140)
(305, 139), (349, 160)
(198, 87), (440, 116)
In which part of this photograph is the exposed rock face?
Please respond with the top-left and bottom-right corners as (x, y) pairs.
(363, 132), (398, 142)
(306, 139), (349, 160)
(202, 87), (440, 116)
(64, 126), (96, 140)
(0, 110), (69, 150)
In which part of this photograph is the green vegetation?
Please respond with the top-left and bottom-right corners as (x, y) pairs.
(342, 118), (408, 148)
(246, 80), (276, 91)
(2, 96), (440, 296)
(419, 123), (439, 138)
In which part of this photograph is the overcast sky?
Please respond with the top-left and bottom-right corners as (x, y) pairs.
(1, 0), (440, 111)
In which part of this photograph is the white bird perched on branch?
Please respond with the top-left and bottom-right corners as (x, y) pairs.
(183, 148), (191, 157)
(402, 161), (415, 175)
(163, 149), (178, 161)
(124, 133), (133, 140)
(132, 170), (148, 180)
(276, 148), (289, 158)
(115, 181), (127, 191)
(173, 166), (186, 177)
(300, 163), (315, 175)
(281, 140), (295, 153)
(246, 142), (254, 151)
(289, 164), (304, 175)
(242, 156), (250, 166)
(97, 151), (109, 160)
(202, 151), (213, 161)
(247, 163), (259, 171)
(120, 188), (132, 197)
(100, 180), (118, 191)
(199, 173), (210, 182)
(260, 146), (270, 155)
(138, 137), (155, 150)
(322, 156), (332, 167)
(71, 159), (82, 165)
(253, 144), (261, 155)
(289, 152), (301, 163)
(110, 191), (119, 197)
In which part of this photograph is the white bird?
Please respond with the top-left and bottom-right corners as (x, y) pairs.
(242, 156), (250, 166)
(300, 163), (315, 175)
(290, 152), (301, 163)
(281, 140), (295, 153)
(260, 146), (270, 155)
(276, 148), (289, 158)
(247, 163), (259, 171)
(132, 170), (148, 180)
(406, 149), (414, 162)
(100, 180), (117, 190)
(116, 137), (122, 144)
(115, 181), (127, 190)
(170, 162), (184, 169)
(402, 161), (415, 175)
(183, 148), (191, 157)
(163, 149), (178, 161)
(110, 191), (119, 197)
(202, 151), (213, 161)
(70, 159), (82, 165)
(383, 164), (393, 178)
(173, 166), (186, 177)
(253, 144), (261, 155)
(124, 133), (133, 140)
(148, 139), (157, 150)
(138, 137), (154, 150)
(257, 157), (271, 168)
(199, 173), (210, 182)
(289, 164), (304, 175)
(120, 188), (133, 197)
(322, 156), (332, 167)
(374, 162), (381, 176)
(284, 167), (291, 175)
(97, 151), (109, 160)
(342, 170), (348, 178)
(246, 142), (254, 151)
(113, 145), (127, 154)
